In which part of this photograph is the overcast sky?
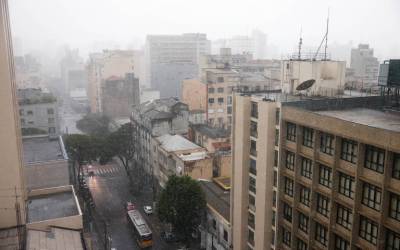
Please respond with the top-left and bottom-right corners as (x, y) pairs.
(8, 0), (400, 59)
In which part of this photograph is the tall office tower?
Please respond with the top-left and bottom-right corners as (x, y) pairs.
(145, 33), (210, 98)
(350, 44), (380, 89)
(0, 0), (27, 228)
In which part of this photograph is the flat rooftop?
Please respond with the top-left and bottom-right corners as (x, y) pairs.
(27, 227), (84, 250)
(157, 134), (202, 152)
(23, 136), (67, 164)
(27, 191), (79, 223)
(199, 180), (230, 222)
(316, 108), (400, 133)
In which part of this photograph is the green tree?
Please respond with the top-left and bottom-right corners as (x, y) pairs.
(157, 175), (206, 244)
(76, 113), (111, 136)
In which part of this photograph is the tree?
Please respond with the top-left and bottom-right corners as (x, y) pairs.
(157, 175), (206, 244)
(76, 113), (111, 136)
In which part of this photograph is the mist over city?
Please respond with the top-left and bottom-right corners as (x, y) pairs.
(1, 0), (400, 249)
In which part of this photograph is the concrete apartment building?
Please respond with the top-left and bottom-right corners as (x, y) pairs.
(87, 50), (135, 113)
(17, 88), (59, 136)
(182, 78), (208, 111)
(350, 44), (380, 89)
(101, 73), (140, 119)
(145, 33), (211, 98)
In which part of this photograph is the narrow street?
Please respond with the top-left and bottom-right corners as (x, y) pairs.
(86, 161), (182, 250)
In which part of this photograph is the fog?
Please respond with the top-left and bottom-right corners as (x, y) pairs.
(9, 0), (400, 60)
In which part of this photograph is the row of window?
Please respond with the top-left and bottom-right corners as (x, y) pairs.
(208, 87), (224, 93)
(208, 97), (224, 104)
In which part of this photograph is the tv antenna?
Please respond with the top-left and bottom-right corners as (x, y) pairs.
(313, 9), (330, 61)
(298, 27), (303, 60)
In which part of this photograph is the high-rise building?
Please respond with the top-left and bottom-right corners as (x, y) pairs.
(145, 33), (210, 98)
(350, 44), (380, 89)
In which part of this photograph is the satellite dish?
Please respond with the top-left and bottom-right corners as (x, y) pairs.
(296, 79), (316, 91)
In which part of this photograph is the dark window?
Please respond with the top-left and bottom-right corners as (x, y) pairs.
(319, 164), (332, 188)
(287, 122), (296, 142)
(249, 194), (255, 208)
(274, 150), (278, 167)
(392, 153), (400, 180)
(315, 222), (328, 246)
(249, 159), (257, 175)
(362, 182), (382, 211)
(208, 87), (215, 93)
(248, 212), (255, 229)
(275, 129), (279, 146)
(341, 139), (358, 164)
(217, 77), (224, 83)
(251, 102), (258, 118)
(302, 127), (314, 148)
(250, 121), (258, 138)
(250, 140), (257, 156)
(48, 117), (55, 123)
(365, 145), (385, 173)
(317, 193), (330, 217)
(297, 239), (307, 250)
(217, 87), (224, 93)
(19, 109), (24, 115)
(271, 230), (275, 246)
(48, 127), (56, 134)
(249, 176), (256, 194)
(299, 185), (311, 207)
(275, 108), (280, 125)
(359, 216), (378, 245)
(272, 210), (276, 226)
(386, 229), (400, 250)
(227, 96), (232, 105)
(282, 227), (291, 246)
(286, 151), (295, 170)
(223, 229), (228, 242)
(227, 106), (232, 114)
(389, 192), (400, 221)
(208, 98), (215, 103)
(47, 108), (54, 114)
(273, 170), (277, 187)
(298, 212), (309, 233)
(336, 204), (353, 230)
(27, 110), (33, 115)
(217, 97), (224, 103)
(248, 229), (254, 246)
(320, 132), (334, 155)
(300, 157), (312, 179)
(283, 202), (292, 222)
(20, 118), (25, 125)
(335, 234), (350, 250)
(212, 219), (217, 229)
(284, 177), (294, 197)
(338, 172), (355, 199)
(272, 191), (277, 207)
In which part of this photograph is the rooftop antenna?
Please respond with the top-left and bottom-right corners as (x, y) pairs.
(298, 27), (303, 60)
(313, 9), (330, 61)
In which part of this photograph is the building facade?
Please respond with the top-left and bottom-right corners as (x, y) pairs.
(350, 44), (380, 89)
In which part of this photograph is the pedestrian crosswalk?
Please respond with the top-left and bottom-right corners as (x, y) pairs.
(92, 165), (124, 177)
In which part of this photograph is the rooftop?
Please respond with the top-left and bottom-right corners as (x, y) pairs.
(133, 97), (188, 121)
(191, 124), (230, 138)
(315, 108), (400, 133)
(27, 191), (79, 223)
(156, 134), (201, 152)
(199, 179), (230, 222)
(27, 228), (84, 250)
(23, 136), (68, 164)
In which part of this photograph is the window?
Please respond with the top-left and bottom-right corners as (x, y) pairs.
(336, 204), (353, 230)
(27, 110), (33, 115)
(249, 194), (255, 208)
(48, 127), (56, 134)
(335, 235), (350, 250)
(47, 108), (54, 114)
(249, 176), (256, 194)
(251, 102), (258, 118)
(389, 192), (400, 221)
(298, 212), (309, 233)
(338, 172), (355, 199)
(386, 229), (400, 250)
(341, 139), (358, 163)
(362, 182), (382, 211)
(19, 109), (24, 116)
(272, 210), (276, 226)
(208, 98), (215, 103)
(275, 129), (279, 146)
(392, 153), (400, 180)
(299, 185), (311, 207)
(272, 191), (277, 207)
(223, 229), (228, 242)
(248, 212), (255, 229)
(271, 230), (275, 246)
(212, 219), (217, 230)
(365, 145), (385, 173)
(20, 118), (25, 125)
(227, 96), (232, 105)
(275, 108), (280, 125)
(297, 239), (307, 250)
(250, 140), (257, 156)
(283, 202), (292, 222)
(250, 121), (258, 138)
(48, 117), (55, 124)
(286, 151), (295, 170)
(273, 170), (277, 187)
(302, 127), (314, 148)
(217, 97), (224, 103)
(227, 106), (232, 114)
(249, 159), (257, 175)
(217, 87), (224, 93)
(284, 177), (294, 197)
(319, 164), (332, 188)
(208, 87), (215, 93)
(248, 229), (254, 246)
(317, 193), (330, 217)
(300, 157), (312, 179)
(320, 132), (334, 155)
(282, 227), (291, 246)
(315, 222), (328, 246)
(287, 122), (296, 142)
(217, 76), (224, 83)
(359, 216), (378, 245)
(274, 150), (278, 167)
(208, 118), (214, 125)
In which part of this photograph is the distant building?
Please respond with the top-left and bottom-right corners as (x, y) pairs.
(101, 73), (140, 119)
(60, 48), (85, 94)
(188, 110), (207, 125)
(145, 33), (211, 98)
(140, 88), (160, 104)
(17, 88), (60, 137)
(69, 87), (89, 112)
(350, 44), (380, 89)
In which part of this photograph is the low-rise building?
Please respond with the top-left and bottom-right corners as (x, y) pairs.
(189, 124), (230, 153)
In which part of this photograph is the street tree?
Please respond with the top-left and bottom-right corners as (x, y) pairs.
(76, 113), (111, 136)
(157, 175), (206, 244)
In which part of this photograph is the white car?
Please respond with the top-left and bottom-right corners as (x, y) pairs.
(143, 206), (153, 215)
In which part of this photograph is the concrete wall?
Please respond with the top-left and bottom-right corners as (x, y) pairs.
(201, 205), (231, 250)
(19, 101), (59, 135)
(24, 160), (69, 190)
(0, 0), (27, 228)
(181, 79), (207, 111)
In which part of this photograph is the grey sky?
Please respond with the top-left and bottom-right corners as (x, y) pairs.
(8, 0), (400, 59)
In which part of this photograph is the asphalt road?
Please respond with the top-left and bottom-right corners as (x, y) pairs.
(59, 98), (84, 134)
(86, 162), (182, 250)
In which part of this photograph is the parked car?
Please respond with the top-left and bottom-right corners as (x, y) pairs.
(143, 205), (153, 215)
(125, 201), (135, 211)
(161, 231), (178, 243)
